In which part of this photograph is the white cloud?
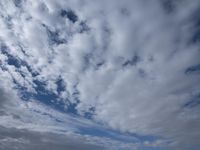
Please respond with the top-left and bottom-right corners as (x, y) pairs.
(0, 0), (200, 149)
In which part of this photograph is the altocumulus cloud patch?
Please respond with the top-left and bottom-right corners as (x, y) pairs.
(0, 0), (200, 150)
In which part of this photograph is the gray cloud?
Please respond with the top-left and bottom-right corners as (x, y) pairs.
(0, 126), (106, 150)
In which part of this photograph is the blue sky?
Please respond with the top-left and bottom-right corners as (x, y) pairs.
(0, 0), (200, 150)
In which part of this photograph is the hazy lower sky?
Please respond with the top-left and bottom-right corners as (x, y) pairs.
(0, 0), (200, 150)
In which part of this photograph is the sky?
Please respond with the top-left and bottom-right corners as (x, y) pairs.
(0, 0), (200, 150)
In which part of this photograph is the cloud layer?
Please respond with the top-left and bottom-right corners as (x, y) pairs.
(0, 0), (200, 150)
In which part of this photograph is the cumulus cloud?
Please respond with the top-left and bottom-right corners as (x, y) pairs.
(0, 0), (200, 150)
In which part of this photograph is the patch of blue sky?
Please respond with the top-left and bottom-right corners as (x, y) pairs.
(60, 9), (78, 23)
(27, 79), (78, 114)
(1, 45), (38, 77)
(185, 64), (200, 74)
(0, 50), (76, 114)
(122, 55), (140, 67)
(183, 94), (200, 108)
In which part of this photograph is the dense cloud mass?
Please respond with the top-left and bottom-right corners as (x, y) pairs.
(0, 126), (107, 150)
(0, 0), (200, 150)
